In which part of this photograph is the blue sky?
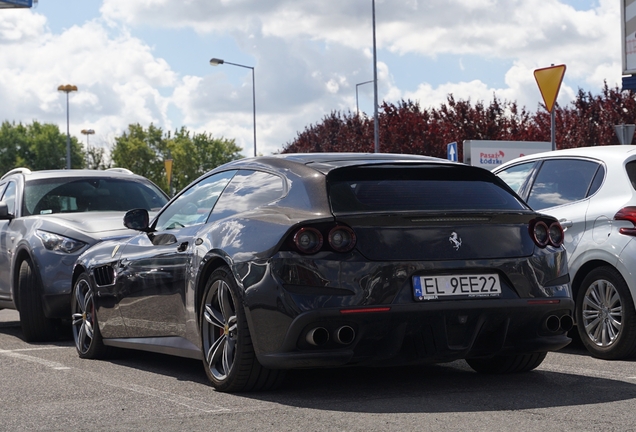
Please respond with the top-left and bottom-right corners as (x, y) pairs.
(0, 0), (622, 156)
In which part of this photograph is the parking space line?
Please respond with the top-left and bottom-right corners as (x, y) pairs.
(0, 348), (233, 413)
(0, 349), (71, 370)
(81, 372), (233, 413)
(540, 363), (636, 382)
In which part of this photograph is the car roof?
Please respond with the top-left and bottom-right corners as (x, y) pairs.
(218, 152), (453, 175)
(494, 145), (636, 171)
(1, 168), (144, 182)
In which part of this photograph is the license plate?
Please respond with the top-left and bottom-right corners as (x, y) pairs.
(413, 274), (502, 300)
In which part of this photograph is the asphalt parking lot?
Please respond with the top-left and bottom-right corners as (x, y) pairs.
(2, 308), (636, 431)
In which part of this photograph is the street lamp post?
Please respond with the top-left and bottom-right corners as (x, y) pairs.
(81, 128), (95, 149)
(81, 129), (95, 167)
(356, 80), (374, 115)
(58, 84), (78, 169)
(209, 57), (257, 157)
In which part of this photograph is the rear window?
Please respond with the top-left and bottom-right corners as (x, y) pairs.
(328, 165), (527, 213)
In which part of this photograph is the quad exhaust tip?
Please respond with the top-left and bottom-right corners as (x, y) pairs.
(306, 326), (356, 346)
(306, 327), (329, 346)
(334, 326), (355, 345)
(546, 315), (573, 332)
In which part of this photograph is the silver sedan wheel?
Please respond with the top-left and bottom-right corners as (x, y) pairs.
(202, 279), (238, 382)
(581, 278), (622, 347)
(71, 278), (95, 355)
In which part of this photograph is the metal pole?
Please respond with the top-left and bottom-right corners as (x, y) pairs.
(251, 68), (256, 157)
(65, 92), (71, 169)
(210, 59), (257, 157)
(372, 0), (379, 153)
(356, 80), (373, 116)
(551, 109), (556, 151)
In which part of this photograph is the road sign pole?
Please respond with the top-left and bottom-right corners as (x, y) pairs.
(534, 64), (566, 151)
(551, 109), (556, 151)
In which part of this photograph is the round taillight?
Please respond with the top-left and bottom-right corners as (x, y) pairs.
(293, 227), (323, 254)
(328, 226), (356, 252)
(548, 222), (564, 247)
(532, 221), (549, 247)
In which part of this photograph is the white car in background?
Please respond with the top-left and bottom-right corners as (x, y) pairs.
(493, 145), (636, 360)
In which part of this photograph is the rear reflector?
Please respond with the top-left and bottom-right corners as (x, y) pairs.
(527, 299), (561, 305)
(340, 307), (391, 314)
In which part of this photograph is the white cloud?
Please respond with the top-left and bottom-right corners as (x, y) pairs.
(0, 0), (627, 158)
(0, 11), (177, 153)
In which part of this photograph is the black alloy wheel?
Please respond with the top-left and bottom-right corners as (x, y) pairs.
(576, 266), (636, 360)
(71, 273), (109, 359)
(200, 267), (284, 392)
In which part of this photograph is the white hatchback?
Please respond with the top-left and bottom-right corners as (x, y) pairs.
(493, 145), (636, 359)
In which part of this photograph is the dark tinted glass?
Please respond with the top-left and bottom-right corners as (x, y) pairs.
(588, 164), (605, 196)
(211, 170), (285, 220)
(527, 159), (599, 210)
(2, 181), (16, 215)
(155, 170), (236, 231)
(328, 166), (526, 213)
(625, 161), (636, 191)
(23, 177), (168, 216)
(496, 161), (536, 194)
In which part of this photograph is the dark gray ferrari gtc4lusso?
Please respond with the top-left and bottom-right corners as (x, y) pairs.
(71, 153), (574, 392)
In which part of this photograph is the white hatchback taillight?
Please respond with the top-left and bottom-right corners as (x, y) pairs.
(615, 206), (636, 236)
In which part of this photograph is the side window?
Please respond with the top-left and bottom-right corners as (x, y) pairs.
(588, 164), (605, 197)
(496, 161), (536, 194)
(211, 170), (285, 220)
(625, 161), (636, 191)
(527, 159), (600, 210)
(154, 170), (236, 231)
(1, 181), (17, 215)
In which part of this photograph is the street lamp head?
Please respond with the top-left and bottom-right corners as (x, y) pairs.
(81, 129), (95, 135)
(209, 58), (225, 66)
(57, 84), (78, 93)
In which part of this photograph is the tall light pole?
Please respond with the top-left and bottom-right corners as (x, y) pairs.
(81, 129), (95, 167)
(81, 128), (95, 149)
(209, 57), (257, 157)
(356, 80), (374, 115)
(372, 0), (380, 153)
(58, 84), (78, 169)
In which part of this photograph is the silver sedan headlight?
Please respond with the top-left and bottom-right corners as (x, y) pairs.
(36, 230), (87, 253)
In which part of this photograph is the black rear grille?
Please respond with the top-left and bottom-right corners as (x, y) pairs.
(93, 265), (115, 286)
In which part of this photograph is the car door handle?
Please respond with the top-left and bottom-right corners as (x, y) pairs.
(177, 242), (188, 252)
(559, 219), (573, 229)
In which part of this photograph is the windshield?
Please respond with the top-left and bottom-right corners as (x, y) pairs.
(23, 177), (168, 216)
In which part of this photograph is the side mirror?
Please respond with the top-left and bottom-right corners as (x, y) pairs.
(123, 208), (150, 231)
(0, 201), (12, 220)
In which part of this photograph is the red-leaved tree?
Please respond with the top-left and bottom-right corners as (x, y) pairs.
(281, 83), (636, 157)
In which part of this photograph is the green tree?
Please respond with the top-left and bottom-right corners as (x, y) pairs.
(0, 121), (85, 173)
(111, 124), (166, 186)
(167, 127), (242, 192)
(111, 123), (242, 194)
(85, 146), (110, 170)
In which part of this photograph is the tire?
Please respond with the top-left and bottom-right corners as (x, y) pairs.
(17, 259), (58, 342)
(575, 266), (636, 360)
(466, 352), (547, 374)
(200, 267), (285, 392)
(71, 273), (110, 359)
